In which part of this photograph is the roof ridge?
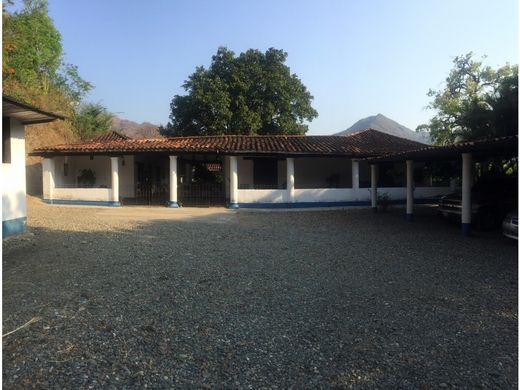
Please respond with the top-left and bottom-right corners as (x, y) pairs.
(345, 128), (427, 145)
(88, 130), (131, 142)
(341, 128), (376, 137)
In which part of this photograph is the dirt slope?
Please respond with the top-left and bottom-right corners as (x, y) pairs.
(25, 120), (78, 195)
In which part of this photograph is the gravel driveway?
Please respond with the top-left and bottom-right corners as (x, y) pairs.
(3, 198), (517, 389)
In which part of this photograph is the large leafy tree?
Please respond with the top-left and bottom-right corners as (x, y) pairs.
(163, 47), (318, 136)
(3, 0), (92, 109)
(417, 53), (518, 145)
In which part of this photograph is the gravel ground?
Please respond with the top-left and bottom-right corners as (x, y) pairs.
(3, 197), (518, 389)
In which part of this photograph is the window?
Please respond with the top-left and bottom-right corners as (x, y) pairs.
(253, 158), (278, 189)
(3, 117), (11, 164)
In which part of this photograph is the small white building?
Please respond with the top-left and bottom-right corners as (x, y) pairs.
(31, 129), (454, 208)
(2, 96), (64, 237)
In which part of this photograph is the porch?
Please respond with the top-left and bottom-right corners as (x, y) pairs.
(41, 153), (453, 208)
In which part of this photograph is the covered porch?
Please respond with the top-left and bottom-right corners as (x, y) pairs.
(31, 129), (458, 209)
(40, 152), (453, 208)
(366, 135), (518, 236)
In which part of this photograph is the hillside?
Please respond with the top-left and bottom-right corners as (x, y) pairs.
(111, 116), (162, 139)
(335, 114), (431, 144)
(25, 120), (79, 195)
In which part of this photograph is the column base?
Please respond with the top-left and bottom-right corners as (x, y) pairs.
(167, 201), (179, 208)
(406, 213), (414, 222)
(372, 206), (377, 213)
(462, 223), (471, 237)
(228, 203), (239, 209)
(109, 201), (121, 207)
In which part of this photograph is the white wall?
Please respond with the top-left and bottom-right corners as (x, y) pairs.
(237, 157), (254, 188)
(2, 119), (27, 222)
(52, 188), (112, 202)
(53, 155), (112, 188)
(294, 188), (355, 202)
(237, 189), (288, 203)
(119, 155), (134, 198)
(51, 155), (135, 198)
(237, 186), (453, 204)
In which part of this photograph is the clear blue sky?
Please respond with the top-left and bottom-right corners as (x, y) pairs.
(43, 0), (518, 134)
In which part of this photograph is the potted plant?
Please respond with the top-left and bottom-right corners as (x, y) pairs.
(377, 192), (391, 212)
(77, 169), (96, 188)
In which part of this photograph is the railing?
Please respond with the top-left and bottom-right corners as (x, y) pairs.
(179, 183), (225, 207)
(238, 184), (286, 190)
(125, 182), (169, 206)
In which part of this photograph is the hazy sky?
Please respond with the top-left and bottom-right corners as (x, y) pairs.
(43, 0), (517, 135)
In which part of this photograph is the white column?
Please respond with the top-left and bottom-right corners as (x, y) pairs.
(229, 156), (238, 208)
(406, 160), (414, 221)
(169, 155), (179, 207)
(110, 157), (120, 205)
(351, 160), (360, 191)
(286, 157), (295, 202)
(461, 153), (472, 236)
(42, 157), (55, 202)
(224, 156), (230, 200)
(370, 164), (378, 211)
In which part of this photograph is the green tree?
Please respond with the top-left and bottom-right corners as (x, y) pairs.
(72, 103), (113, 140)
(164, 47), (318, 136)
(3, 0), (92, 107)
(417, 53), (518, 145)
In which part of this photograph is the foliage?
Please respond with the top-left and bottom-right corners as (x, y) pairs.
(163, 47), (318, 136)
(417, 53), (518, 145)
(3, 0), (92, 115)
(72, 103), (113, 140)
(77, 169), (96, 188)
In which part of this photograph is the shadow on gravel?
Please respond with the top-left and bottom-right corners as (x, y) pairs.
(2, 206), (518, 389)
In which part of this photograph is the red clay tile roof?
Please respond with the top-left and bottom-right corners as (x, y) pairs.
(30, 128), (426, 157)
(365, 134), (518, 162)
(89, 131), (130, 142)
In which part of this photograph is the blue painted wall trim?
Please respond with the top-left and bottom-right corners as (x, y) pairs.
(168, 201), (179, 208)
(238, 201), (370, 209)
(237, 198), (439, 209)
(44, 199), (120, 207)
(2, 216), (27, 238)
(228, 203), (239, 209)
(462, 223), (471, 236)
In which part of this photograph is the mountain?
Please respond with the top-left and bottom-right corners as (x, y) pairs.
(335, 114), (431, 144)
(111, 116), (162, 139)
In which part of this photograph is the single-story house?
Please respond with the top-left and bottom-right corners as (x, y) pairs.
(30, 128), (455, 208)
(2, 96), (64, 237)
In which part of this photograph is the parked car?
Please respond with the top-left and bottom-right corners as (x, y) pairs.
(438, 175), (518, 230)
(502, 211), (518, 240)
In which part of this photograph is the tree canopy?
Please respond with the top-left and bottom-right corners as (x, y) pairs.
(72, 103), (113, 140)
(3, 0), (93, 108)
(162, 47), (318, 136)
(417, 53), (518, 145)
(3, 0), (110, 140)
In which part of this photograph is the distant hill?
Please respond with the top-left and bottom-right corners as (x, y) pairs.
(111, 116), (162, 139)
(335, 114), (431, 144)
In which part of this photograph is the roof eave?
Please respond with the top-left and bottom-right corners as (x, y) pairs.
(3, 95), (67, 124)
